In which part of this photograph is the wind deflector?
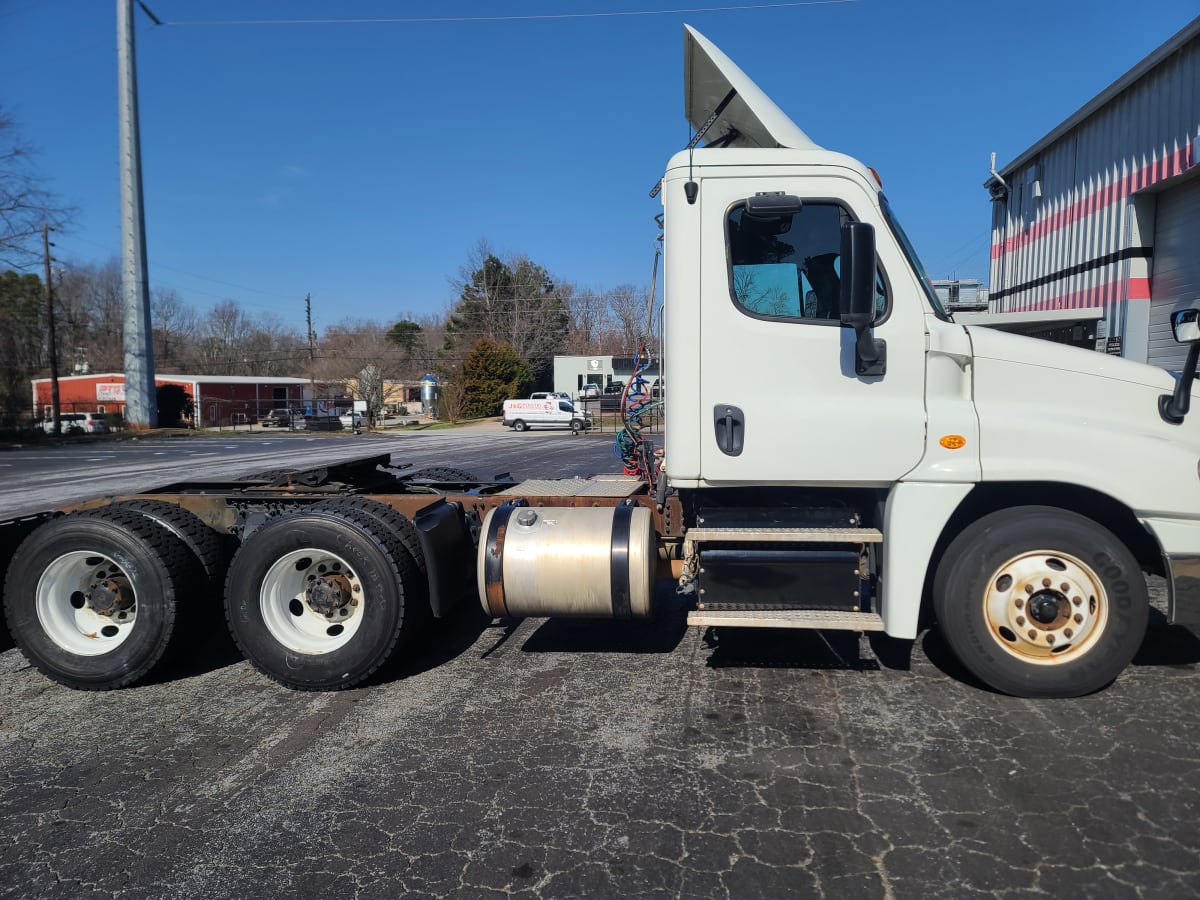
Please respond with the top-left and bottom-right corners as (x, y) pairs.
(683, 25), (820, 150)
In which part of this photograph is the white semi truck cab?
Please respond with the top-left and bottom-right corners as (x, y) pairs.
(646, 26), (1200, 696)
(4, 27), (1200, 699)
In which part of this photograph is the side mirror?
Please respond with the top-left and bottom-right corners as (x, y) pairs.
(1160, 304), (1200, 424)
(1172, 307), (1200, 343)
(839, 222), (886, 376)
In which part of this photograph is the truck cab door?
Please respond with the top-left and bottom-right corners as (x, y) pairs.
(697, 174), (927, 485)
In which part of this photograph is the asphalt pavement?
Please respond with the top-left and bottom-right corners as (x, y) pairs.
(0, 429), (1198, 899)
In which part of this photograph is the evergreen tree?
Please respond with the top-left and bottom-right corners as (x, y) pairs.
(459, 338), (531, 418)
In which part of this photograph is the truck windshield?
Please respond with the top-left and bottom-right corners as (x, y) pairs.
(880, 195), (952, 322)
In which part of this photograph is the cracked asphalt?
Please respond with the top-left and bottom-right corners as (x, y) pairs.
(1, 434), (1199, 898)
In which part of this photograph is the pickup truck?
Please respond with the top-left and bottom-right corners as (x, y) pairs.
(260, 409), (301, 428)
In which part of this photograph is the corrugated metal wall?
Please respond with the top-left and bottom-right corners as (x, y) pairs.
(1148, 177), (1200, 368)
(989, 30), (1199, 346)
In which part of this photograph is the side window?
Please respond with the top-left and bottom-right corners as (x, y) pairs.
(727, 201), (887, 323)
(558, 401), (574, 413)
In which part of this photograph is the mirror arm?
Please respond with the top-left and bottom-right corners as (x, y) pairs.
(854, 329), (887, 377)
(1159, 342), (1200, 425)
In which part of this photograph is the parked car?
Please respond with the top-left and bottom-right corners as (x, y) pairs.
(42, 412), (107, 435)
(578, 384), (601, 399)
(530, 391), (571, 401)
(340, 411), (366, 430)
(604, 381), (626, 395)
(260, 408), (300, 428)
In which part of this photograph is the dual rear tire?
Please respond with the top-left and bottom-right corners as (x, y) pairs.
(3, 506), (211, 690)
(223, 500), (426, 690)
(4, 499), (428, 693)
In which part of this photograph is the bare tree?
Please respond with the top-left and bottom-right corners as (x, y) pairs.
(0, 107), (70, 269)
(565, 287), (610, 355)
(152, 287), (198, 372)
(55, 260), (124, 373)
(317, 319), (410, 416)
(606, 284), (653, 356)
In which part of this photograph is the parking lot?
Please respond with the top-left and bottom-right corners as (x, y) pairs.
(1, 431), (1199, 898)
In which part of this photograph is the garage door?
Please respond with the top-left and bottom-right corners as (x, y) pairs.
(1148, 176), (1200, 370)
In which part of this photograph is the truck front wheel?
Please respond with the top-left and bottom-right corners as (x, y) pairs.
(223, 508), (420, 690)
(933, 506), (1148, 698)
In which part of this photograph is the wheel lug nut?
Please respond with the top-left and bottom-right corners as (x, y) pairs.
(1015, 599), (1025, 610)
(1027, 630), (1037, 640)
(1060, 582), (1070, 592)
(1025, 584), (1035, 594)
(1072, 596), (1083, 607)
(1046, 634), (1055, 645)
(1042, 578), (1051, 588)
(1074, 613), (1084, 624)
(1016, 616), (1026, 626)
(1064, 628), (1074, 638)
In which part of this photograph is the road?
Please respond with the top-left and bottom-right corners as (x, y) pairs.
(0, 427), (625, 519)
(0, 431), (1198, 898)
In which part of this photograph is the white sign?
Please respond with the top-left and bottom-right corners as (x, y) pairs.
(1095, 320), (1109, 339)
(96, 383), (126, 402)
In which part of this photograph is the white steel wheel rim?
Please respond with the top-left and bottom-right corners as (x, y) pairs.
(260, 548), (365, 654)
(36, 550), (138, 656)
(981, 549), (1108, 665)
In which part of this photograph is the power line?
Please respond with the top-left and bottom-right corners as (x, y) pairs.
(164, 1), (858, 27)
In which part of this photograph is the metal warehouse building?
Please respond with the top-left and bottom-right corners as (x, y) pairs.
(983, 15), (1200, 368)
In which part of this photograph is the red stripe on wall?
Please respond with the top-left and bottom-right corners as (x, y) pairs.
(1127, 277), (1151, 300)
(991, 142), (1192, 261)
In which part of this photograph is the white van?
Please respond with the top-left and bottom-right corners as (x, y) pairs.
(502, 398), (592, 433)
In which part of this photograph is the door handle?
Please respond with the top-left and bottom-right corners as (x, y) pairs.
(713, 404), (745, 456)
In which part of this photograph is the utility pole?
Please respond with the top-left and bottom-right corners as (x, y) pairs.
(42, 224), (61, 436)
(117, 0), (157, 427)
(306, 293), (317, 414)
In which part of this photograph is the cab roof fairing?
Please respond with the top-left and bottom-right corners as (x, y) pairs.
(683, 25), (822, 152)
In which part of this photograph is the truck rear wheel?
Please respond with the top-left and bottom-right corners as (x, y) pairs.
(933, 506), (1148, 698)
(2, 508), (198, 690)
(223, 508), (420, 690)
(111, 499), (229, 592)
(512, 419), (528, 432)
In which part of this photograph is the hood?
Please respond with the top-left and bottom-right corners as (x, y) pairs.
(965, 325), (1176, 392)
(683, 25), (819, 150)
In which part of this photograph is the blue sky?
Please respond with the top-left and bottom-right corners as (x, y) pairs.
(3, 1), (1196, 333)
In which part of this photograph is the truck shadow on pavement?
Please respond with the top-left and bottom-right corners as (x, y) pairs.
(702, 626), (883, 672)
(920, 608), (1200, 694)
(518, 607), (690, 656)
(144, 593), (499, 687)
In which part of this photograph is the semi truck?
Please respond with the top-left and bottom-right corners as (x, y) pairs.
(4, 26), (1200, 699)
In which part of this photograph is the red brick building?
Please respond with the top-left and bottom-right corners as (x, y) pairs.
(31, 373), (316, 427)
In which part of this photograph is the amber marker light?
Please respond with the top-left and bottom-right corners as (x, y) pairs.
(868, 166), (883, 188)
(939, 435), (966, 450)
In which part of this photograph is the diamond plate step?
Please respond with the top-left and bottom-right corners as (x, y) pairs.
(687, 609), (885, 631)
(686, 527), (882, 543)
